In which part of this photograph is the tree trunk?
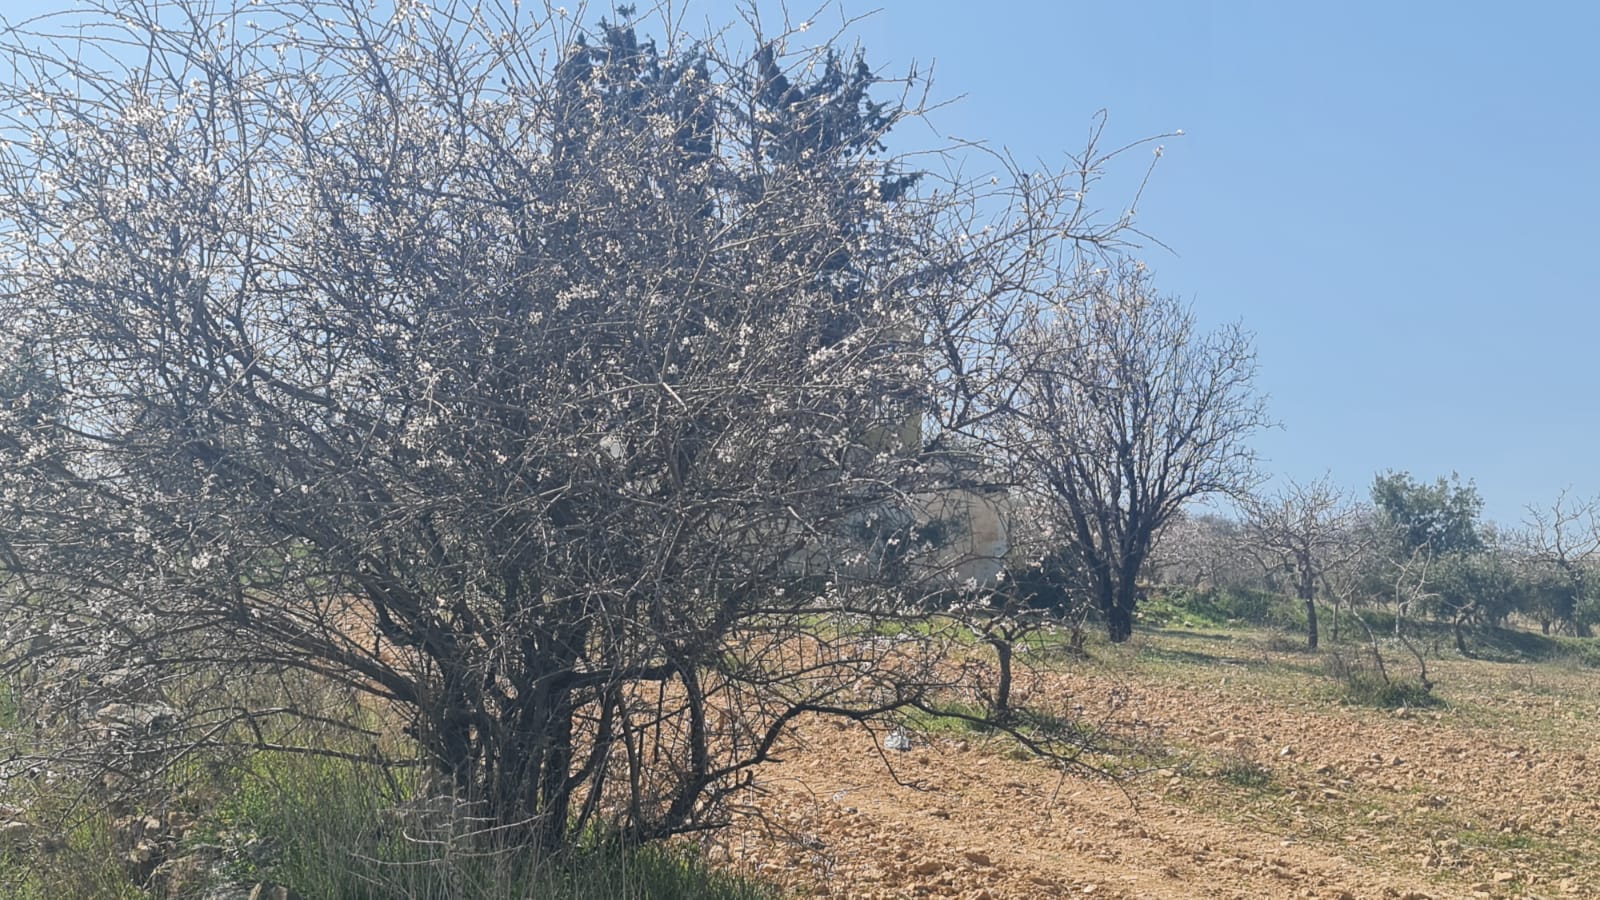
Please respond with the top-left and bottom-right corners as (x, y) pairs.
(989, 636), (1014, 719)
(1100, 556), (1144, 643)
(1453, 610), (1473, 658)
(1299, 564), (1318, 651)
(1101, 574), (1138, 643)
(1105, 603), (1134, 642)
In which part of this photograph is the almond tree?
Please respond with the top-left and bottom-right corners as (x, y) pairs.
(1001, 263), (1268, 642)
(0, 0), (1141, 849)
(1242, 476), (1365, 649)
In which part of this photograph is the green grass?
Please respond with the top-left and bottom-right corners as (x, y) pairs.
(1337, 673), (1442, 709)
(2, 743), (781, 900)
(0, 811), (150, 900)
(1462, 627), (1600, 667)
(1139, 586), (1293, 631)
(215, 750), (780, 900)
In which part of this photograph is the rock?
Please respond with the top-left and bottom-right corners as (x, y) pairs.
(0, 820), (34, 848)
(125, 840), (161, 864)
(94, 702), (178, 731)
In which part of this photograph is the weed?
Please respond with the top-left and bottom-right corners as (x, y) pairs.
(1338, 673), (1442, 709)
(1215, 759), (1274, 790)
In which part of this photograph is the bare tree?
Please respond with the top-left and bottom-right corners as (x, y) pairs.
(1524, 490), (1600, 635)
(1242, 476), (1365, 649)
(999, 263), (1268, 642)
(0, 0), (1153, 852)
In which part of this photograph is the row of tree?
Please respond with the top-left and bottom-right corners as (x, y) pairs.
(1153, 473), (1600, 649)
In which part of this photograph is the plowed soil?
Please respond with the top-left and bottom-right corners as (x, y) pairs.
(710, 629), (1600, 899)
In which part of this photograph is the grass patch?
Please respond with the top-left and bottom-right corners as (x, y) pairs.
(1338, 673), (1442, 710)
(1141, 586), (1295, 631)
(212, 749), (781, 900)
(1214, 759), (1274, 790)
(2, 743), (780, 900)
(0, 811), (149, 900)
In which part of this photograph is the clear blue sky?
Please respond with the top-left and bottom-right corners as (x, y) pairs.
(815, 0), (1600, 525)
(6, 1), (1597, 525)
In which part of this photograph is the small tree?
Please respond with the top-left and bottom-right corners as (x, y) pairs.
(1001, 263), (1268, 642)
(1242, 476), (1364, 650)
(1370, 471), (1484, 633)
(1524, 490), (1600, 636)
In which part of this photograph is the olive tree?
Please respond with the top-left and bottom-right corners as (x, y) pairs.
(0, 0), (1144, 850)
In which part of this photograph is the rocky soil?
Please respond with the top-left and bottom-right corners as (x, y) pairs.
(713, 631), (1600, 899)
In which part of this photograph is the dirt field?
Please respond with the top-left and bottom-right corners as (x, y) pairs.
(711, 628), (1600, 899)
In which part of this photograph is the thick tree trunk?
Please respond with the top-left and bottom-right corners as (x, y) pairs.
(1102, 581), (1136, 643)
(1103, 602), (1132, 642)
(1098, 555), (1144, 644)
(1299, 565), (1318, 650)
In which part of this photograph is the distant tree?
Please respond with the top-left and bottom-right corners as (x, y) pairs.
(1242, 476), (1364, 649)
(1369, 472), (1484, 633)
(1523, 490), (1600, 636)
(1148, 511), (1265, 593)
(1428, 530), (1528, 652)
(1371, 472), (1484, 559)
(1000, 263), (1269, 642)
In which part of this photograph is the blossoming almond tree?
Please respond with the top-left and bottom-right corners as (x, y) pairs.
(0, 0), (1145, 849)
(998, 263), (1269, 643)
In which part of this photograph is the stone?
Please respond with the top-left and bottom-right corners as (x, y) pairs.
(0, 820), (34, 848)
(94, 701), (178, 731)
